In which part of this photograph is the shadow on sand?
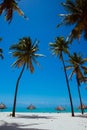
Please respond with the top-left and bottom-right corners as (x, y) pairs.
(75, 114), (87, 118)
(16, 114), (54, 119)
(0, 121), (48, 130)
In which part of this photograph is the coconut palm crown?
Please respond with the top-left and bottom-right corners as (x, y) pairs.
(9, 37), (43, 73)
(49, 36), (69, 58)
(66, 52), (87, 85)
(58, 0), (87, 41)
(0, 0), (27, 23)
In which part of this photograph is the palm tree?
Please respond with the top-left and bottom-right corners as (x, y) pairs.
(9, 37), (43, 117)
(66, 52), (87, 114)
(49, 36), (74, 116)
(0, 0), (27, 23)
(58, 0), (87, 41)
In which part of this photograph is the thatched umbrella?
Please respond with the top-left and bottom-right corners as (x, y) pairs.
(55, 106), (65, 111)
(77, 104), (87, 110)
(27, 104), (36, 110)
(0, 103), (6, 110)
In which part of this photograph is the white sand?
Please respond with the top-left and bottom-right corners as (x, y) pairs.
(0, 112), (87, 130)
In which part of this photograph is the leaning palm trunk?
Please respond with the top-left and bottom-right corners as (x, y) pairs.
(61, 54), (74, 117)
(12, 64), (25, 117)
(77, 84), (84, 114)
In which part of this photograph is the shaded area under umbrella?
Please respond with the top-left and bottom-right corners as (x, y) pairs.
(55, 106), (65, 111)
(27, 104), (36, 110)
(0, 103), (7, 111)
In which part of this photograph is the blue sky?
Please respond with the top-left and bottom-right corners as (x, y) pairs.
(0, 0), (87, 108)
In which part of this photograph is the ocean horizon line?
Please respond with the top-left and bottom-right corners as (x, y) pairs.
(1, 106), (87, 113)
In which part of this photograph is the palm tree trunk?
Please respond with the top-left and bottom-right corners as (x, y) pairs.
(61, 54), (74, 116)
(77, 84), (84, 114)
(12, 64), (25, 117)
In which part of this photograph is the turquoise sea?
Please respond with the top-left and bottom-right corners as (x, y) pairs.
(1, 106), (87, 113)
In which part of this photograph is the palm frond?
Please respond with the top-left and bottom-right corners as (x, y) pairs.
(81, 66), (87, 74)
(34, 54), (46, 57)
(32, 57), (41, 69)
(0, 0), (28, 23)
(66, 65), (73, 70)
(14, 5), (28, 20)
(69, 69), (75, 80)
(58, 0), (87, 40)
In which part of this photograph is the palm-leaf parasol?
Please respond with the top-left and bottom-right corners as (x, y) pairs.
(55, 106), (65, 111)
(27, 104), (36, 110)
(77, 104), (87, 110)
(0, 103), (6, 110)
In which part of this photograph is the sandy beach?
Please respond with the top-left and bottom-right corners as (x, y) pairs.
(0, 112), (87, 130)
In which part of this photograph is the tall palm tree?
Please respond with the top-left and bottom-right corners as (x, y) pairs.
(49, 36), (74, 116)
(9, 37), (43, 117)
(66, 52), (87, 114)
(0, 0), (27, 23)
(58, 0), (87, 41)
